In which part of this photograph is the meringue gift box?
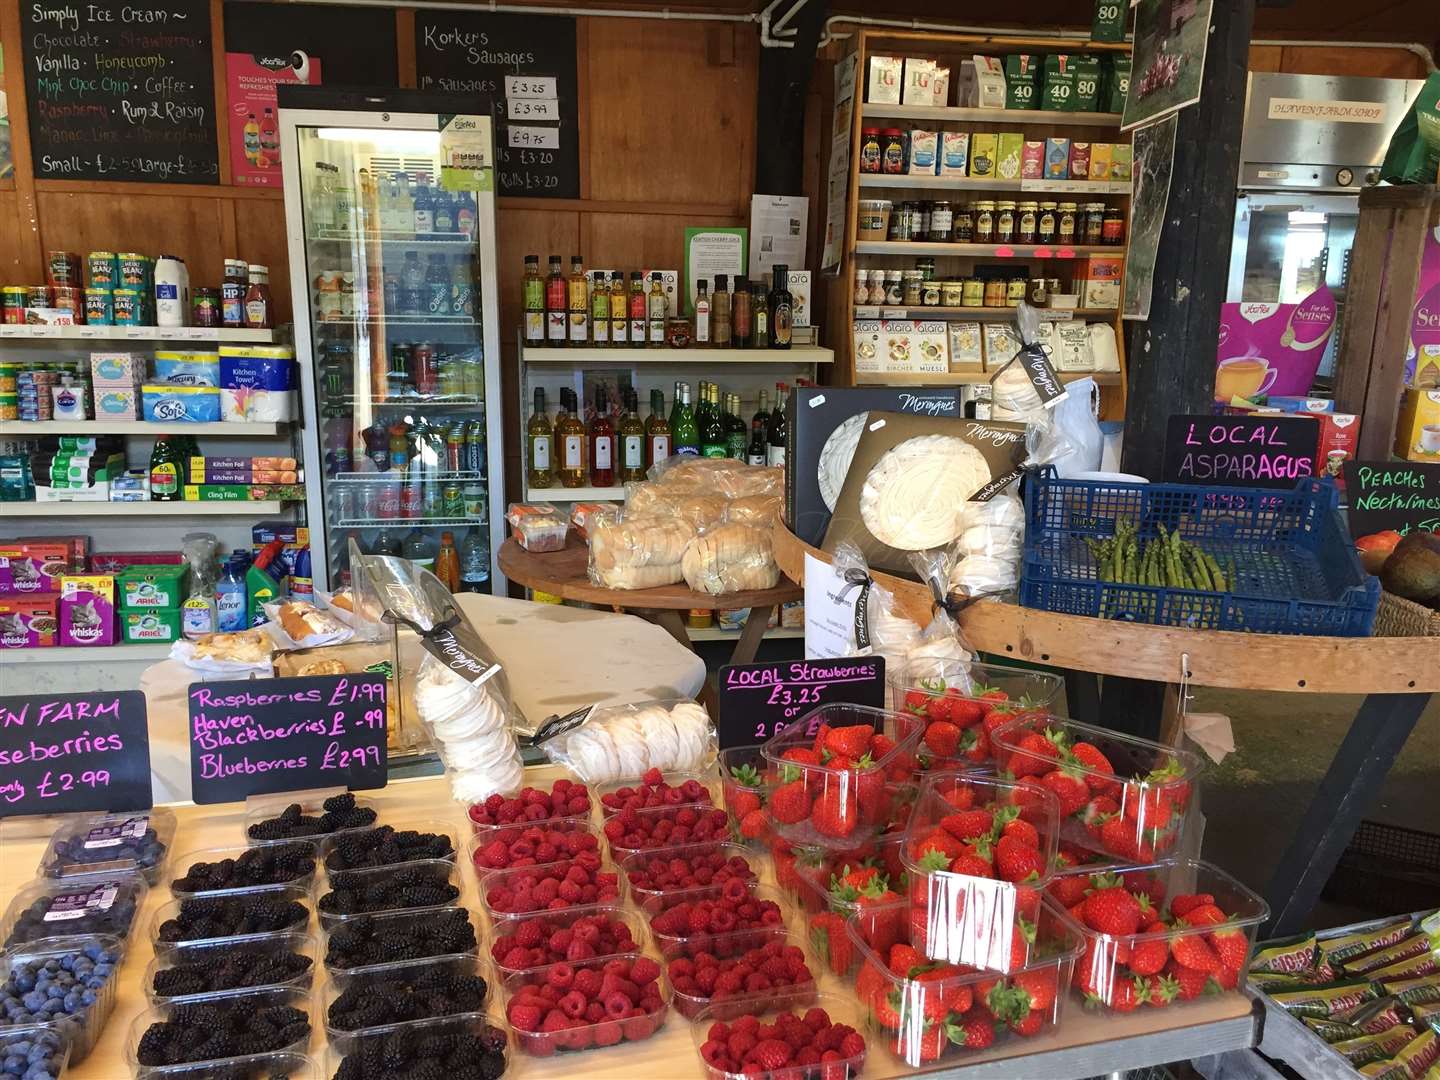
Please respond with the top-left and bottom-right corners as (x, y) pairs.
(821, 411), (1029, 577)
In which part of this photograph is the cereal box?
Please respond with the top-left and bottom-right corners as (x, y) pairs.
(882, 321), (918, 373)
(853, 321), (883, 374)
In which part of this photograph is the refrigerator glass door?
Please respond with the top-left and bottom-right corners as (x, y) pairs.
(281, 110), (505, 593)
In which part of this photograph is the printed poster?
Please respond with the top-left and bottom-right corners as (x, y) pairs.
(1123, 113), (1177, 321)
(1122, 0), (1213, 132)
(684, 228), (747, 317)
(226, 51), (322, 186)
(0, 43), (11, 180)
(821, 53), (859, 273)
(1215, 287), (1337, 403)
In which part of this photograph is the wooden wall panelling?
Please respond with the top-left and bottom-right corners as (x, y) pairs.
(397, 10), (417, 88)
(1275, 45), (1429, 79)
(210, 0), (233, 185)
(34, 192), (228, 286)
(232, 196), (292, 324)
(0, 191), (29, 281)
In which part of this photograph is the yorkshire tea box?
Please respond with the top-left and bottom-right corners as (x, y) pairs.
(1072, 56), (1104, 112)
(1003, 55), (1041, 110)
(1043, 55), (1077, 111)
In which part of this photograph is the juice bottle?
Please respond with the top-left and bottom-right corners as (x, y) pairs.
(545, 256), (566, 345)
(412, 182), (434, 236)
(259, 108), (279, 168)
(243, 113), (260, 165)
(609, 273), (628, 345)
(426, 254), (450, 316)
(590, 272), (610, 346)
(522, 256), (544, 344)
(433, 190), (455, 234)
(647, 272), (667, 347)
(628, 272), (647, 345)
(567, 256), (589, 344)
(434, 532), (460, 591)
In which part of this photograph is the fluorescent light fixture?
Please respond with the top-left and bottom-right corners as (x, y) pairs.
(316, 127), (441, 153)
(1287, 211), (1327, 225)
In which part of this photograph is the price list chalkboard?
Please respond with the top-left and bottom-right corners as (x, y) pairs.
(1343, 460), (1440, 538)
(21, 0), (220, 184)
(415, 10), (579, 198)
(715, 657), (886, 750)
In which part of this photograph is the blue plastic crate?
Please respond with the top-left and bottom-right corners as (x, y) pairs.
(1018, 469), (1379, 636)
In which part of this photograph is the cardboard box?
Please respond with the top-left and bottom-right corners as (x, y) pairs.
(1071, 55), (1104, 112)
(1104, 56), (1132, 114)
(949, 323), (984, 371)
(1089, 143), (1114, 181)
(121, 607), (182, 644)
(867, 55), (903, 104)
(907, 129), (938, 175)
(970, 134), (999, 178)
(882, 321), (918, 373)
(1045, 138), (1071, 179)
(983, 325), (1022, 370)
(90, 551), (184, 574)
(59, 574), (115, 647)
(1267, 397), (1335, 415)
(853, 321), (883, 374)
(1394, 388), (1440, 462)
(90, 352), (145, 387)
(912, 322), (949, 374)
(789, 270), (813, 328)
(902, 59), (937, 106)
(0, 594), (58, 648)
(1111, 144), (1133, 181)
(0, 541), (70, 594)
(182, 484), (306, 502)
(1003, 54), (1041, 110)
(1069, 142), (1092, 180)
(941, 132), (971, 176)
(1313, 412), (1360, 489)
(191, 456), (299, 472)
(996, 133), (1025, 180)
(1021, 141), (1046, 179)
(784, 386), (968, 546)
(1081, 255), (1125, 309)
(117, 564), (190, 610)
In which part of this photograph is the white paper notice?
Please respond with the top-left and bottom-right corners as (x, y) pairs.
(821, 53), (858, 272)
(804, 553), (863, 660)
(749, 195), (809, 279)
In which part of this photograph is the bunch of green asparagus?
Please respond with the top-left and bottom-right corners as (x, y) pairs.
(1086, 520), (1236, 591)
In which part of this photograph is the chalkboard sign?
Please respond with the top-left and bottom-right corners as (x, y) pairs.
(414, 11), (579, 198)
(21, 0), (219, 183)
(716, 657), (886, 750)
(188, 674), (388, 804)
(1343, 461), (1440, 539)
(0, 691), (152, 818)
(1163, 415), (1320, 489)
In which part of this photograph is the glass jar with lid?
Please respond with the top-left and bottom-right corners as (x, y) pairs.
(884, 270), (904, 305)
(983, 277), (1007, 308)
(1006, 278), (1028, 307)
(1083, 203), (1106, 246)
(859, 128), (883, 174)
(881, 129), (906, 174)
(887, 202), (910, 241)
(853, 267), (871, 304)
(928, 200), (953, 243)
(916, 257), (936, 280)
(973, 201), (997, 244)
(954, 205), (975, 243)
(914, 202), (931, 239)
(1057, 202), (1078, 244)
(902, 270), (924, 306)
(1037, 202), (1058, 244)
(1017, 201), (1039, 244)
(995, 201), (1017, 245)
(867, 269), (887, 305)
(961, 278), (985, 307)
(941, 279), (965, 307)
(1103, 207), (1126, 245)
(921, 279), (942, 306)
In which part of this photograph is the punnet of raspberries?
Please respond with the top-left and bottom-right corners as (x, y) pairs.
(491, 910), (639, 972)
(697, 1007), (866, 1077)
(472, 824), (602, 873)
(484, 861), (621, 915)
(648, 880), (785, 954)
(668, 939), (816, 1019)
(505, 954), (666, 1055)
(469, 779), (591, 829)
(623, 846), (756, 896)
(601, 804), (730, 854)
(599, 768), (713, 817)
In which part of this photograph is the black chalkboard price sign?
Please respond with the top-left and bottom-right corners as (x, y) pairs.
(187, 674), (388, 805)
(0, 691), (152, 818)
(21, 0), (220, 184)
(1343, 460), (1440, 539)
(715, 656), (886, 750)
(1163, 414), (1321, 490)
(414, 10), (579, 198)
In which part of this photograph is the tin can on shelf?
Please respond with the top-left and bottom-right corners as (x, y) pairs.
(112, 288), (142, 326)
(0, 395), (16, 420)
(118, 253), (149, 288)
(1, 286), (26, 324)
(442, 483), (465, 518)
(88, 252), (119, 288)
(51, 286), (82, 321)
(84, 288), (114, 325)
(47, 251), (81, 288)
(412, 342), (437, 396)
(902, 271), (923, 306)
(27, 285), (52, 310)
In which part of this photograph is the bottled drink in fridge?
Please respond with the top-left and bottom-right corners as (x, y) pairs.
(412, 182), (434, 237)
(465, 419), (486, 474)
(459, 527), (490, 592)
(451, 254), (474, 318)
(426, 255), (450, 317)
(403, 530), (435, 572)
(434, 531), (460, 591)
(373, 530), (402, 556)
(401, 252), (424, 314)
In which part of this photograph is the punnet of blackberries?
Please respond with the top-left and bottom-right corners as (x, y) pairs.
(324, 909), (476, 970)
(157, 896), (308, 943)
(333, 1021), (508, 1080)
(324, 826), (454, 872)
(172, 844), (316, 893)
(319, 863), (459, 917)
(152, 948), (314, 998)
(248, 793), (378, 842)
(134, 998), (310, 1066)
(327, 966), (488, 1031)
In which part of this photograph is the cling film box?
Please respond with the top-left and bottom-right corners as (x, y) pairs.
(116, 564), (190, 610)
(182, 484), (306, 502)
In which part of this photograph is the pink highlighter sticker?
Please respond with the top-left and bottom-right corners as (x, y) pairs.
(995, 246), (1016, 258)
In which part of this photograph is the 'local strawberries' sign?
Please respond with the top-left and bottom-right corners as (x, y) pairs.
(716, 657), (885, 749)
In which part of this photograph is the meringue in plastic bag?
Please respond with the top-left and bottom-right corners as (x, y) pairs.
(990, 302), (1076, 472)
(540, 699), (717, 785)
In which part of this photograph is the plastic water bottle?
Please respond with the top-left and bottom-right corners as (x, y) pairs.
(215, 558), (247, 632)
(459, 526), (490, 592)
(403, 530), (435, 573)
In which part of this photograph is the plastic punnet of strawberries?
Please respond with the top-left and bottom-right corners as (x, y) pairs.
(646, 879), (788, 958)
(504, 953), (667, 1055)
(695, 1001), (866, 1080)
(668, 938), (817, 1019)
(719, 746), (769, 843)
(471, 823), (603, 874)
(491, 908), (641, 972)
(1048, 863), (1267, 1011)
(762, 706), (921, 846)
(990, 716), (1200, 863)
(469, 779), (592, 831)
(483, 860), (622, 915)
(598, 768), (714, 818)
(802, 862), (903, 977)
(602, 803), (730, 856)
(622, 845), (757, 897)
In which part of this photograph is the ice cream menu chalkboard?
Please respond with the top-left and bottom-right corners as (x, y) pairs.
(414, 10), (578, 199)
(21, 0), (220, 184)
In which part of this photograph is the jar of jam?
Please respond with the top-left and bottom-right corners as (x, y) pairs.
(928, 201), (953, 243)
(902, 271), (923, 306)
(1103, 207), (1126, 245)
(996, 201), (1017, 244)
(1083, 202), (1106, 246)
(954, 206), (975, 243)
(192, 287), (221, 327)
(860, 128), (883, 174)
(983, 278), (1006, 308)
(1017, 201), (1039, 244)
(666, 318), (692, 348)
(962, 278), (985, 307)
(921, 280), (942, 306)
(887, 202), (910, 241)
(941, 280), (965, 307)
(1057, 202), (1078, 245)
(974, 201), (996, 244)
(910, 202), (928, 238)
(1006, 278), (1028, 307)
(881, 129), (906, 174)
(1037, 202), (1058, 244)
(916, 257), (936, 280)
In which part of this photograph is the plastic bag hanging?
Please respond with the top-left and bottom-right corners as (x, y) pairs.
(989, 301), (1076, 471)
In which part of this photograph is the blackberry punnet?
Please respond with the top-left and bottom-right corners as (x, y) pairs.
(152, 949), (313, 998)
(324, 909), (476, 970)
(327, 966), (488, 1031)
(157, 896), (308, 943)
(134, 999), (310, 1066)
(171, 844), (315, 893)
(319, 863), (459, 917)
(324, 827), (454, 872)
(247, 793), (378, 842)
(333, 1021), (508, 1080)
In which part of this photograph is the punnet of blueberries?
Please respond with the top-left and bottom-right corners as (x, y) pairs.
(3, 878), (143, 948)
(324, 826), (454, 873)
(319, 862), (459, 918)
(0, 1027), (68, 1080)
(134, 998), (311, 1066)
(156, 896), (308, 944)
(0, 940), (121, 1040)
(324, 909), (476, 970)
(333, 1021), (508, 1080)
(172, 844), (315, 894)
(248, 793), (378, 843)
(43, 812), (171, 881)
(152, 948), (314, 999)
(327, 966), (488, 1031)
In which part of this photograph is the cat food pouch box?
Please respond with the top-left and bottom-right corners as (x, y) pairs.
(0, 541), (69, 594)
(0, 594), (58, 648)
(59, 574), (115, 647)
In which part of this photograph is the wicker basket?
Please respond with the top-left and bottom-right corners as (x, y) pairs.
(1373, 590), (1440, 637)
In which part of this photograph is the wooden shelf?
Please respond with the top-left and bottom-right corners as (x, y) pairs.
(0, 325), (277, 343)
(859, 174), (1132, 195)
(0, 420), (286, 436)
(854, 370), (1120, 386)
(856, 241), (1112, 258)
(522, 346), (834, 364)
(861, 103), (1124, 126)
(524, 485), (626, 502)
(855, 306), (1117, 321)
(690, 625), (804, 642)
(4, 500), (286, 516)
(0, 643), (172, 664)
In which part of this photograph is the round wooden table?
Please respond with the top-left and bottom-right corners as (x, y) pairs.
(499, 536), (804, 685)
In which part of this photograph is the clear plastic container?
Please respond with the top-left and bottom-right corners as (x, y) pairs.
(479, 859), (625, 920)
(0, 873), (148, 949)
(790, 833), (906, 916)
(37, 807), (178, 884)
(135, 1051), (317, 1080)
(595, 772), (718, 818)
(718, 745), (769, 845)
(666, 926), (811, 1019)
(502, 952), (670, 1057)
(692, 992), (866, 1080)
(602, 802), (733, 862)
(320, 819), (459, 873)
(989, 714), (1205, 863)
(322, 907), (482, 982)
(317, 858), (461, 930)
(1051, 859), (1269, 1011)
(900, 773), (1063, 971)
(144, 932), (317, 1006)
(642, 882), (791, 959)
(845, 897), (1084, 1067)
(466, 778), (594, 836)
(468, 803), (593, 842)
(0, 933), (125, 1063)
(619, 841), (759, 904)
(321, 953), (491, 1036)
(488, 903), (648, 974)
(169, 843), (318, 900)
(467, 820), (607, 877)
(242, 792), (379, 847)
(125, 985), (315, 1076)
(760, 704), (924, 848)
(325, 1010), (508, 1078)
(0, 1023), (71, 1079)
(150, 884), (313, 961)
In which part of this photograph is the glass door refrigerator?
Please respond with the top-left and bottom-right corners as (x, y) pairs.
(278, 88), (506, 593)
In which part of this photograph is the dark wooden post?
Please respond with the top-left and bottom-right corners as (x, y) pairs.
(1120, 0), (1257, 480)
(755, 0), (829, 195)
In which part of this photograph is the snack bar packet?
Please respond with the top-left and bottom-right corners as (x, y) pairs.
(1271, 981), (1380, 1019)
(1384, 976), (1440, 1010)
(1359, 1061), (1410, 1080)
(1302, 1015), (1367, 1043)
(1414, 1002), (1440, 1035)
(1335, 1027), (1428, 1068)
(1252, 932), (1319, 975)
(1370, 952), (1440, 983)
(1349, 936), (1438, 977)
(1321, 919), (1417, 969)
(1393, 1028), (1440, 1079)
(1341, 996), (1411, 1035)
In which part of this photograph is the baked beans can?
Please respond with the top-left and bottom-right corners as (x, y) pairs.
(47, 251), (81, 288)
(85, 288), (115, 325)
(118, 253), (149, 288)
(28, 285), (52, 310)
(88, 252), (119, 288)
(113, 288), (142, 326)
(1, 286), (25, 324)
(0, 395), (17, 420)
(52, 286), (82, 316)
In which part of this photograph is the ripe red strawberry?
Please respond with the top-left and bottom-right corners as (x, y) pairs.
(739, 809), (768, 839)
(1177, 903), (1227, 928)
(855, 958), (888, 1006)
(1081, 880), (1143, 936)
(938, 785), (975, 811)
(1040, 770), (1090, 816)
(955, 725), (990, 764)
(974, 685), (1009, 712)
(781, 747), (821, 768)
(1001, 817), (1040, 848)
(1048, 873), (1090, 907)
(809, 911), (853, 975)
(1125, 924), (1170, 976)
(1146, 974), (1180, 1007)
(1169, 893), (1214, 917)
(994, 835), (1045, 884)
(824, 724), (874, 759)
(1166, 961), (1214, 1000)
(1171, 934), (1221, 973)
(924, 693), (954, 724)
(982, 703), (1020, 739)
(950, 697), (984, 728)
(1067, 741), (1117, 790)
(902, 690), (931, 715)
(1010, 1011), (1044, 1036)
(1011, 967), (1058, 1011)
(1098, 816), (1141, 860)
(769, 780), (811, 824)
(1209, 927), (1248, 972)
(907, 1019), (947, 1062)
(940, 809), (994, 841)
(914, 829), (966, 864)
(1006, 732), (1060, 778)
(946, 1015), (996, 1049)
(923, 721), (961, 758)
(812, 788), (858, 838)
(947, 852), (994, 878)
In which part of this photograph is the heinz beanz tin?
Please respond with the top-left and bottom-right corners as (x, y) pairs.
(85, 288), (115, 325)
(112, 288), (142, 326)
(118, 253), (149, 289)
(88, 252), (119, 288)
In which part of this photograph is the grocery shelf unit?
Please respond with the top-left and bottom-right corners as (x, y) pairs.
(833, 28), (1134, 415)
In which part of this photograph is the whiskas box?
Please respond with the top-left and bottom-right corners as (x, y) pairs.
(0, 541), (70, 594)
(59, 574), (115, 647)
(0, 594), (58, 648)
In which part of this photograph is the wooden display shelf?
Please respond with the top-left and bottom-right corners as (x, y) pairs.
(854, 370), (1120, 386)
(856, 241), (1112, 258)
(0, 325), (277, 343)
(0, 420), (285, 436)
(523, 346), (834, 364)
(4, 500), (286, 517)
(858, 174), (1132, 195)
(854, 306), (1117, 321)
(523, 484), (626, 503)
(860, 103), (1124, 126)
(0, 643), (171, 664)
